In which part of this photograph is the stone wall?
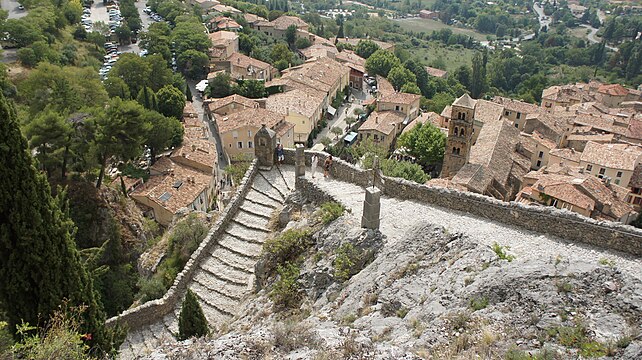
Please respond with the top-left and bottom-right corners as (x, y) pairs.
(106, 159), (260, 330)
(283, 149), (642, 256)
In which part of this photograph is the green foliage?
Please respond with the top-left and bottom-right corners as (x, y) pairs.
(355, 40), (380, 59)
(10, 306), (95, 360)
(318, 202), (345, 224)
(104, 77), (132, 100)
(295, 37), (311, 49)
(136, 87), (158, 111)
(160, 215), (209, 288)
(491, 242), (515, 262)
(379, 159), (429, 184)
(234, 79), (267, 99)
(548, 323), (608, 357)
(0, 93), (107, 350)
(225, 155), (252, 185)
(177, 50), (209, 80)
(365, 49), (401, 78)
(178, 290), (208, 340)
(144, 109), (184, 162)
(598, 258), (615, 267)
(400, 82), (421, 95)
(396, 122), (446, 167)
(24, 110), (72, 177)
(207, 73), (233, 98)
(269, 262), (301, 309)
(387, 65), (416, 91)
(468, 296), (489, 311)
(156, 85), (186, 120)
(333, 243), (360, 282)
(263, 228), (313, 267)
(136, 277), (167, 303)
(421, 92), (455, 114)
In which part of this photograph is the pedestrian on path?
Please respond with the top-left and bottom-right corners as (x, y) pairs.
(276, 143), (284, 165)
(311, 154), (318, 178)
(324, 155), (333, 178)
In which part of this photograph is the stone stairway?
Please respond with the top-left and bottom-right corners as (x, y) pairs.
(118, 167), (294, 359)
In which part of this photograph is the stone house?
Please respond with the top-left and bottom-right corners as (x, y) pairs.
(492, 96), (540, 130)
(208, 31), (239, 61)
(214, 53), (275, 81)
(357, 110), (406, 150)
(265, 88), (325, 144)
(255, 15), (309, 39)
(579, 141), (642, 187)
(376, 92), (421, 122)
(419, 10), (439, 19)
(205, 94), (259, 118)
(548, 148), (581, 168)
(425, 66), (448, 79)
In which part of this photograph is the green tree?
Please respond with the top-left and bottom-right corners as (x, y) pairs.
(171, 20), (211, 55)
(470, 51), (485, 98)
(178, 290), (208, 340)
(136, 86), (158, 111)
(295, 37), (311, 49)
(285, 24), (297, 45)
(156, 85), (186, 120)
(400, 82), (421, 94)
(110, 53), (152, 97)
(365, 49), (401, 78)
(387, 65), (417, 91)
(145, 54), (174, 92)
(380, 159), (428, 183)
(355, 40), (380, 59)
(115, 25), (132, 44)
(103, 77), (131, 99)
(177, 50), (209, 80)
(207, 73), (232, 98)
(90, 98), (151, 188)
(235, 80), (267, 99)
(143, 110), (183, 163)
(453, 65), (472, 90)
(270, 43), (294, 70)
(396, 122), (446, 166)
(403, 59), (429, 96)
(422, 92), (454, 114)
(0, 93), (106, 349)
(331, 126), (342, 139)
(25, 110), (72, 178)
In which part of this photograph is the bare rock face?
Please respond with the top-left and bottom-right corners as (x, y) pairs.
(139, 217), (642, 359)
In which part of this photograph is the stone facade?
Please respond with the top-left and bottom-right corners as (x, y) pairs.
(361, 187), (381, 230)
(254, 125), (276, 169)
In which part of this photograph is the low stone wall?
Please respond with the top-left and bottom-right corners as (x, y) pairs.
(296, 176), (342, 206)
(284, 149), (642, 256)
(106, 159), (259, 330)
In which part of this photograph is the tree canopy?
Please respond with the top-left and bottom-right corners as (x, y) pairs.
(396, 122), (446, 166)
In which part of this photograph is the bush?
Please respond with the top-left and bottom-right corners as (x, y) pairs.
(318, 202), (345, 224)
(136, 276), (167, 303)
(226, 155), (252, 185)
(263, 228), (312, 267)
(269, 262), (301, 309)
(491, 242), (515, 262)
(333, 243), (360, 282)
(178, 290), (208, 340)
(469, 296), (489, 311)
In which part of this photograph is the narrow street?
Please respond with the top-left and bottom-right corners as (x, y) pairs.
(314, 88), (369, 147)
(1, 0), (27, 19)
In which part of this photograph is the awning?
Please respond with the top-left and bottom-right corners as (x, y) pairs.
(344, 132), (358, 144)
(327, 105), (337, 116)
(311, 143), (325, 151)
(195, 80), (209, 92)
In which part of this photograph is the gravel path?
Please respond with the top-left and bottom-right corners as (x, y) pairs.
(297, 167), (642, 280)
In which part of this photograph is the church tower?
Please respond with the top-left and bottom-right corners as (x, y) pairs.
(441, 94), (476, 178)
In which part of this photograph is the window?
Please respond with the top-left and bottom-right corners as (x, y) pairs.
(453, 147), (457, 154)
(586, 164), (593, 171)
(374, 134), (378, 140)
(538, 151), (544, 158)
(248, 141), (253, 148)
(615, 179), (620, 185)
(395, 105), (400, 111)
(516, 112), (521, 119)
(248, 130), (252, 137)
(616, 171), (622, 178)
(381, 135), (385, 141)
(460, 128), (465, 136)
(505, 111), (509, 116)
(229, 143), (232, 148)
(462, 113), (466, 120)
(536, 160), (541, 167)
(599, 168), (605, 175)
(454, 126), (458, 136)
(232, 131), (238, 138)
(237, 141), (243, 148)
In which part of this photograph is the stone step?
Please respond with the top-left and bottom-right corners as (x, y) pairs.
(140, 327), (158, 354)
(251, 185), (284, 206)
(149, 322), (173, 344)
(216, 237), (260, 260)
(192, 272), (243, 301)
(190, 281), (239, 316)
(218, 234), (263, 258)
(212, 246), (257, 272)
(258, 171), (288, 199)
(192, 267), (246, 299)
(277, 165), (296, 190)
(226, 223), (268, 244)
(163, 312), (178, 336)
(245, 189), (281, 209)
(190, 284), (235, 318)
(126, 330), (145, 356)
(199, 256), (250, 286)
(210, 248), (254, 274)
(239, 203), (273, 220)
(230, 218), (269, 234)
(118, 340), (134, 360)
(236, 208), (271, 228)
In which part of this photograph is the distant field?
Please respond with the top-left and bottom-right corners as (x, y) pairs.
(412, 42), (477, 72)
(395, 18), (490, 42)
(569, 27), (590, 41)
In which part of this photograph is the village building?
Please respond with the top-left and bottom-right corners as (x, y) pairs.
(376, 92), (421, 122)
(334, 50), (366, 91)
(208, 31), (239, 60)
(425, 66), (448, 79)
(579, 141), (642, 187)
(335, 37), (395, 52)
(357, 110), (407, 150)
(549, 148), (582, 168)
(419, 10), (439, 19)
(213, 52), (275, 81)
(205, 94), (259, 118)
(216, 108), (294, 158)
(492, 96), (540, 129)
(265, 88), (325, 144)
(255, 15), (309, 38)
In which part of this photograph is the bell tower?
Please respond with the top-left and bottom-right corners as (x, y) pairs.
(441, 94), (476, 178)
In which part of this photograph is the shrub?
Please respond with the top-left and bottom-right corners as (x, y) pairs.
(263, 228), (312, 266)
(318, 202), (345, 224)
(491, 242), (515, 262)
(598, 258), (615, 267)
(270, 262), (301, 309)
(273, 321), (317, 352)
(469, 296), (489, 311)
(136, 276), (167, 303)
(333, 243), (360, 282)
(178, 289), (208, 340)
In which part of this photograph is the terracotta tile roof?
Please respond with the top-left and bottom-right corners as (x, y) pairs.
(566, 133), (615, 143)
(182, 102), (197, 118)
(217, 108), (285, 134)
(300, 43), (337, 59)
(441, 105), (452, 118)
(170, 138), (217, 172)
(425, 66), (447, 78)
(630, 163), (642, 188)
(549, 148), (581, 163)
(598, 84), (629, 97)
(492, 96), (540, 114)
(216, 18), (241, 31)
(378, 92), (421, 105)
(334, 49), (366, 73)
(376, 75), (395, 97)
(474, 100), (504, 124)
(266, 88), (324, 119)
(275, 57), (349, 94)
(209, 30), (238, 45)
(228, 52), (271, 71)
(580, 141), (642, 170)
(571, 113), (627, 135)
(358, 110), (406, 135)
(132, 157), (211, 214)
(271, 15), (308, 30)
(212, 4), (241, 13)
(453, 93), (476, 109)
(273, 120), (295, 137)
(244, 13), (267, 24)
(335, 37), (394, 51)
(531, 131), (557, 149)
(184, 126), (208, 140)
(207, 94), (258, 114)
(403, 112), (440, 134)
(626, 118), (642, 140)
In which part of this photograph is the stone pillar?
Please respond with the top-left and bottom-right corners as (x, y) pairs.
(254, 124), (276, 170)
(295, 144), (306, 178)
(361, 187), (381, 230)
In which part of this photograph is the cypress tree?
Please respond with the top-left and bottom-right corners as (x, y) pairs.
(0, 93), (106, 348)
(136, 86), (158, 111)
(178, 290), (208, 340)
